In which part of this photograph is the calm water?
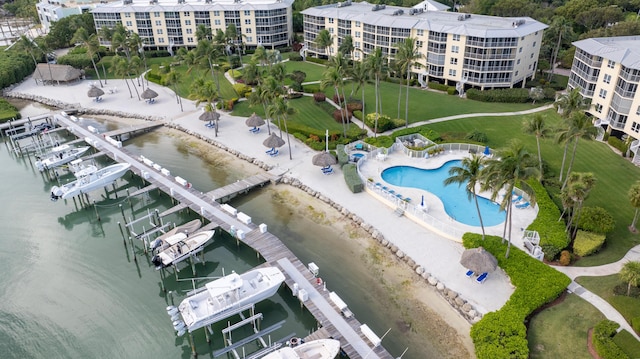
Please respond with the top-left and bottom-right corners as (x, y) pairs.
(0, 102), (462, 359)
(381, 161), (506, 226)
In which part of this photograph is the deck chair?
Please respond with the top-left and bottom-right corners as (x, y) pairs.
(511, 195), (522, 203)
(265, 147), (275, 154)
(269, 149), (279, 157)
(322, 167), (334, 175)
(465, 270), (474, 278)
(476, 272), (488, 284)
(516, 201), (530, 209)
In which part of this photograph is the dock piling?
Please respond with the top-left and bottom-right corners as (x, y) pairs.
(93, 200), (100, 221)
(117, 221), (126, 242)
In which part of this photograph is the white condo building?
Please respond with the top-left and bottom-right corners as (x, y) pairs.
(301, 1), (548, 90)
(568, 36), (640, 163)
(91, 0), (293, 50)
(36, 0), (104, 32)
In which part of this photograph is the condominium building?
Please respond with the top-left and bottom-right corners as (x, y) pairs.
(301, 1), (548, 90)
(91, 0), (293, 50)
(568, 36), (640, 153)
(36, 0), (103, 32)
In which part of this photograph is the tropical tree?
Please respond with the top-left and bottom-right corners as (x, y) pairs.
(366, 48), (387, 137)
(395, 37), (422, 128)
(619, 261), (640, 296)
(72, 28), (103, 87)
(628, 181), (640, 232)
(252, 45), (269, 68)
(350, 60), (369, 129)
(111, 23), (131, 58)
(321, 66), (347, 137)
(314, 29), (333, 58)
(554, 88), (590, 183)
(444, 155), (487, 240)
(129, 33), (148, 88)
(196, 24), (212, 41)
(195, 39), (223, 92)
(112, 55), (141, 100)
(561, 172), (597, 239)
(338, 35), (354, 58)
(266, 97), (295, 160)
(547, 16), (574, 81)
(482, 140), (538, 258)
(189, 79), (219, 136)
(165, 69), (183, 112)
(15, 35), (45, 85)
(560, 112), (598, 190)
(523, 114), (550, 177)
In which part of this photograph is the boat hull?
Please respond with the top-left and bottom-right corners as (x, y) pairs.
(50, 163), (131, 200)
(151, 230), (214, 268)
(150, 219), (202, 251)
(36, 146), (90, 171)
(262, 339), (341, 359)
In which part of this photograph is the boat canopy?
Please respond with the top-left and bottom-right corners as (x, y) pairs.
(206, 272), (243, 294)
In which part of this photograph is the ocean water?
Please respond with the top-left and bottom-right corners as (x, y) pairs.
(0, 102), (467, 358)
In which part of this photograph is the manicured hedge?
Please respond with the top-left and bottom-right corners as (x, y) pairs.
(0, 52), (36, 90)
(364, 112), (394, 133)
(573, 230), (606, 257)
(304, 84), (321, 93)
(612, 329), (640, 357)
(232, 83), (251, 98)
(343, 163), (364, 193)
(578, 206), (616, 234)
(464, 233), (571, 359)
(633, 317), (640, 335)
(336, 144), (348, 167)
(593, 320), (630, 359)
(526, 179), (568, 260)
(608, 136), (629, 155)
(466, 88), (530, 103)
(57, 53), (93, 69)
(428, 81), (449, 91)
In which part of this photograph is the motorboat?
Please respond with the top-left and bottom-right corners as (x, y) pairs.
(169, 267), (285, 333)
(262, 339), (341, 359)
(149, 219), (202, 251)
(50, 162), (131, 201)
(35, 144), (90, 171)
(151, 230), (215, 269)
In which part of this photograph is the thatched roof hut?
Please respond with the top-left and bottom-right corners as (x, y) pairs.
(32, 64), (83, 85)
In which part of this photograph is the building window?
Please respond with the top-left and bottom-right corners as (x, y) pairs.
(599, 89), (607, 98)
(214, 11), (220, 16)
(528, 64), (532, 69)
(603, 74), (612, 84)
(245, 19), (251, 25)
(533, 41), (536, 47)
(329, 28), (334, 34)
(328, 18), (334, 24)
(608, 60), (615, 68)
(125, 13), (131, 18)
(519, 47), (522, 53)
(186, 28), (192, 34)
(214, 19), (221, 25)
(450, 58), (458, 65)
(245, 28), (251, 34)
(355, 41), (360, 48)
(184, 12), (190, 16)
(155, 20), (161, 26)
(126, 21), (132, 26)
(355, 31), (360, 38)
(637, 105), (640, 115)
(515, 71), (519, 76)
(244, 10), (250, 16)
(154, 12), (160, 17)
(451, 45), (459, 53)
(355, 21), (360, 27)
(417, 29), (424, 36)
(246, 36), (252, 42)
(448, 69), (457, 76)
(355, 52), (360, 59)
(416, 40), (423, 48)
(157, 29), (163, 34)
(159, 38), (165, 43)
(185, 20), (191, 25)
(517, 59), (521, 65)
(530, 53), (534, 58)
(595, 104), (603, 113)
(633, 122), (640, 133)
(452, 34), (460, 41)
(187, 37), (194, 43)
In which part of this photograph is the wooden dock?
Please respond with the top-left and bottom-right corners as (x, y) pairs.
(51, 112), (393, 359)
(101, 122), (164, 141)
(207, 170), (282, 203)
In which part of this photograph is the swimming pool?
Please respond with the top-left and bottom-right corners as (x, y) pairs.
(381, 160), (506, 227)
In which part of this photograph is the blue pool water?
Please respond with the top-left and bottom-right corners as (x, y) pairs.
(381, 160), (506, 227)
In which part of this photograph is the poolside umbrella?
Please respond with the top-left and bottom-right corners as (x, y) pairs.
(262, 133), (285, 150)
(483, 146), (490, 156)
(245, 113), (265, 128)
(199, 110), (220, 123)
(312, 151), (337, 167)
(460, 247), (498, 274)
(141, 88), (158, 100)
(87, 86), (104, 98)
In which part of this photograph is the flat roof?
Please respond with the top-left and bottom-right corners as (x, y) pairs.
(302, 1), (547, 38)
(573, 36), (640, 70)
(92, 0), (293, 13)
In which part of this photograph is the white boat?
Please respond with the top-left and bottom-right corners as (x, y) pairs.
(149, 219), (202, 251)
(35, 144), (90, 171)
(170, 267), (285, 333)
(50, 162), (131, 201)
(151, 230), (214, 268)
(262, 339), (341, 359)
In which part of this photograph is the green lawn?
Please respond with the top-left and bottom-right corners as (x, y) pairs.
(284, 60), (327, 83)
(613, 330), (640, 358)
(425, 110), (640, 265)
(577, 275), (640, 327)
(527, 294), (605, 359)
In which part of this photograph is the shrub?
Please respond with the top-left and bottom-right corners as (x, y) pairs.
(332, 94), (345, 104)
(559, 250), (572, 265)
(364, 135), (394, 149)
(336, 144), (348, 167)
(464, 233), (570, 359)
(0, 98), (20, 123)
(333, 109), (351, 123)
(466, 88), (530, 103)
(428, 81), (449, 92)
(526, 179), (569, 260)
(364, 112), (394, 133)
(312, 92), (326, 102)
(343, 163), (364, 193)
(608, 136), (629, 154)
(346, 102), (363, 112)
(593, 320), (630, 359)
(352, 110), (363, 121)
(465, 129), (488, 143)
(306, 57), (327, 65)
(543, 87), (557, 100)
(289, 53), (303, 61)
(56, 53), (93, 69)
(447, 87), (457, 95)
(232, 83), (251, 98)
(573, 230), (606, 257)
(303, 84), (321, 93)
(225, 99), (235, 111)
(578, 206), (616, 233)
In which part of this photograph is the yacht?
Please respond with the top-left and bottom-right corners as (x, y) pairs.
(149, 219), (202, 251)
(36, 144), (90, 171)
(151, 230), (214, 269)
(50, 162), (131, 201)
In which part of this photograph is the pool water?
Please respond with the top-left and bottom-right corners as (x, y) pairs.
(381, 160), (506, 227)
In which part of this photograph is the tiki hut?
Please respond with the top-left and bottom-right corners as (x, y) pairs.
(32, 64), (83, 85)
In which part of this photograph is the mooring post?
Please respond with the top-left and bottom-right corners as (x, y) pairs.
(93, 200), (100, 221)
(204, 324), (211, 343)
(159, 269), (166, 293)
(119, 203), (126, 223)
(117, 221), (126, 242)
(190, 256), (197, 276)
(84, 193), (90, 209)
(112, 183), (118, 198)
(129, 236), (136, 262)
(104, 186), (110, 200)
(188, 332), (197, 357)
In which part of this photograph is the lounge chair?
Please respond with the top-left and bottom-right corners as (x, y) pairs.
(476, 272), (488, 284)
(354, 143), (364, 151)
(516, 201), (530, 209)
(322, 167), (334, 175)
(265, 148), (275, 154)
(511, 195), (522, 203)
(269, 149), (279, 157)
(465, 270), (474, 278)
(249, 127), (260, 133)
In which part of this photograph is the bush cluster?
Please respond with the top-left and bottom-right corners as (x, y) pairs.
(463, 233), (571, 359)
(288, 53), (303, 61)
(428, 81), (449, 91)
(0, 98), (21, 122)
(466, 88), (530, 103)
(57, 53), (93, 69)
(352, 110), (363, 121)
(526, 179), (569, 260)
(305, 57), (327, 65)
(593, 320), (630, 359)
(392, 126), (441, 143)
(559, 250), (572, 265)
(465, 129), (488, 143)
(312, 92), (325, 102)
(332, 94), (344, 104)
(573, 230), (606, 257)
(342, 164), (364, 193)
(608, 136), (629, 155)
(364, 112), (394, 133)
(333, 109), (351, 123)
(364, 135), (394, 149)
(232, 83), (252, 98)
(346, 102), (363, 112)
(336, 144), (348, 166)
(578, 206), (616, 234)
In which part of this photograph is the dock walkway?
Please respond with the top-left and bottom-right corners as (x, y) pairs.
(52, 113), (392, 359)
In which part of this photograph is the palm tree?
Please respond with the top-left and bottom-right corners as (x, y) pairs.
(189, 79), (219, 136)
(523, 114), (550, 177)
(561, 112), (598, 190)
(314, 29), (333, 58)
(350, 60), (369, 129)
(547, 16), (573, 81)
(252, 45), (269, 68)
(112, 55), (141, 100)
(482, 140), (538, 258)
(444, 155), (487, 240)
(562, 172), (597, 239)
(395, 37), (422, 128)
(129, 33), (148, 88)
(628, 181), (640, 232)
(73, 28), (104, 87)
(165, 69), (183, 112)
(15, 35), (45, 85)
(554, 88), (590, 183)
(111, 23), (131, 59)
(266, 97), (295, 160)
(366, 48), (387, 137)
(195, 39), (223, 92)
(321, 66), (347, 137)
(196, 24), (211, 41)
(619, 261), (640, 296)
(338, 35), (354, 59)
